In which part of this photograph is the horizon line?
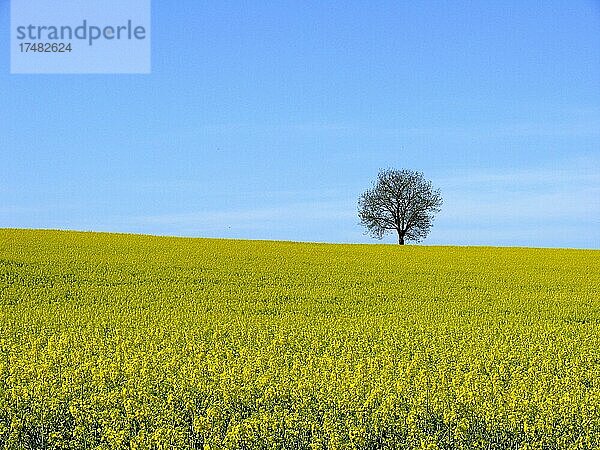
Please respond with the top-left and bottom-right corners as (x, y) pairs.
(2, 227), (598, 251)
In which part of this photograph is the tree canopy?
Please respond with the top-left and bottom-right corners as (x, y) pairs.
(358, 169), (442, 244)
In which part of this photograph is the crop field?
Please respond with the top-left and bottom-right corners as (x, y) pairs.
(1, 229), (599, 449)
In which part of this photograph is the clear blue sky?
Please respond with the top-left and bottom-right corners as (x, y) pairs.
(1, 1), (599, 248)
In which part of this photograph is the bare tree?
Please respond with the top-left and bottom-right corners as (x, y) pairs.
(358, 168), (442, 245)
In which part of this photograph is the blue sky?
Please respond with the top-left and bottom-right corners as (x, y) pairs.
(1, 0), (599, 248)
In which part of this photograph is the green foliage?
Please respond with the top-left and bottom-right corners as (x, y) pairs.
(1, 229), (599, 449)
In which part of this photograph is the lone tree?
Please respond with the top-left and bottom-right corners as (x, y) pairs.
(358, 168), (442, 245)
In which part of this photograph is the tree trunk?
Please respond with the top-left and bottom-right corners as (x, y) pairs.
(398, 232), (405, 245)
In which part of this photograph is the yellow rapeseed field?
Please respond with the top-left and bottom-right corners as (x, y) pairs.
(1, 229), (599, 449)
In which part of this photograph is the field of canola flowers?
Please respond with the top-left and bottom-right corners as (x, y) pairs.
(1, 229), (599, 449)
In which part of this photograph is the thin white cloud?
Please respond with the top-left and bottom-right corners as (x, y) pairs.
(131, 108), (600, 148)
(435, 159), (600, 188)
(133, 200), (355, 227)
(428, 159), (600, 248)
(435, 158), (599, 217)
(295, 114), (600, 139)
(438, 188), (600, 222)
(439, 170), (599, 188)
